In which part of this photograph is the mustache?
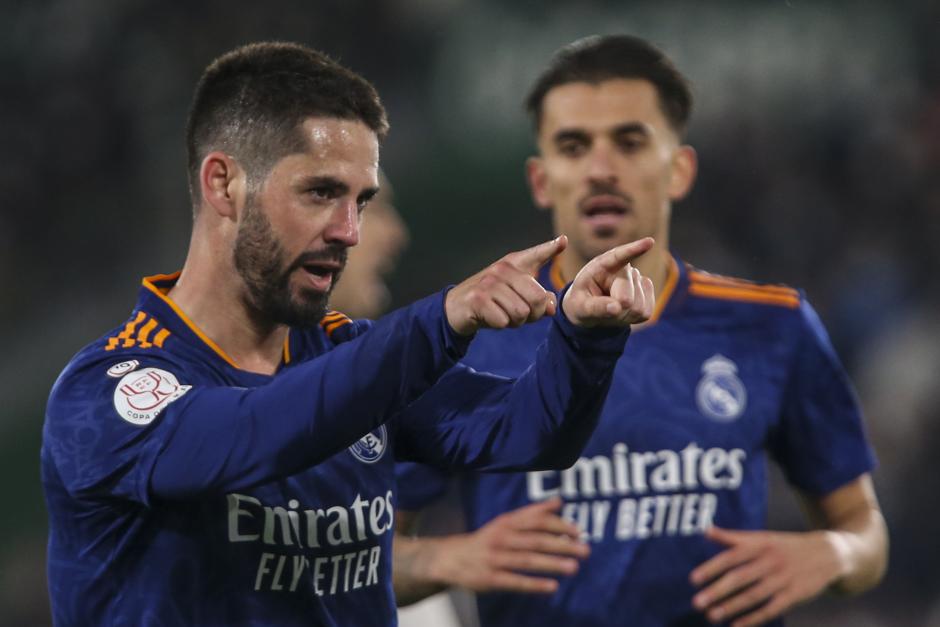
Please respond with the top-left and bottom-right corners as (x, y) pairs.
(288, 244), (349, 273)
(577, 182), (633, 210)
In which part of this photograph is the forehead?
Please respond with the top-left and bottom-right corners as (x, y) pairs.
(538, 78), (671, 140)
(270, 117), (380, 186)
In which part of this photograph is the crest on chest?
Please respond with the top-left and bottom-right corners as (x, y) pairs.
(348, 426), (388, 463)
(695, 354), (747, 422)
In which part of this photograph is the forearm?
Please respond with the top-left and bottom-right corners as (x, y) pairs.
(805, 475), (888, 596)
(823, 506), (888, 595)
(397, 300), (629, 471)
(392, 533), (454, 606)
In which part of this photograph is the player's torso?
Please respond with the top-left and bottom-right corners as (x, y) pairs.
(461, 276), (795, 626)
(211, 422), (400, 626)
(43, 322), (402, 627)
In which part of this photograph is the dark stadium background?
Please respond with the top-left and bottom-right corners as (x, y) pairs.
(2, 1), (938, 624)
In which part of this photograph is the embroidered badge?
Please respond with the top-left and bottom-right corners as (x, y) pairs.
(107, 360), (140, 378)
(348, 426), (387, 464)
(695, 354), (747, 422)
(113, 367), (192, 426)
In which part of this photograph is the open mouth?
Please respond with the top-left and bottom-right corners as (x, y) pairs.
(299, 261), (341, 291)
(581, 195), (630, 230)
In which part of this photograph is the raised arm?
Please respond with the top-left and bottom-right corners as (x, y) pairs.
(395, 237), (655, 471)
(46, 238), (589, 504)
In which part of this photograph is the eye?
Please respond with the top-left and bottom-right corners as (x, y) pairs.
(558, 139), (588, 158)
(616, 133), (647, 153)
(309, 186), (337, 201)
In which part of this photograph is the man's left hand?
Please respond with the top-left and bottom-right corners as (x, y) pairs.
(562, 236), (655, 327)
(690, 526), (846, 626)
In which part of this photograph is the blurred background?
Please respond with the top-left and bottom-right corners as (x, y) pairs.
(2, 0), (938, 624)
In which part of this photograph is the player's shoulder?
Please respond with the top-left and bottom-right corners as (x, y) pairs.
(318, 310), (372, 344)
(49, 310), (195, 412)
(684, 264), (804, 311)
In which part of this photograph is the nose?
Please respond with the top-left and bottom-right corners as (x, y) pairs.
(586, 144), (618, 184)
(323, 200), (360, 247)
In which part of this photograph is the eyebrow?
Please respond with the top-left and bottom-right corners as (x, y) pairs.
(551, 122), (651, 144)
(299, 176), (348, 194)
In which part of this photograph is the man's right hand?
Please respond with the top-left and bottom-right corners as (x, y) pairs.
(445, 236), (568, 336)
(425, 498), (588, 595)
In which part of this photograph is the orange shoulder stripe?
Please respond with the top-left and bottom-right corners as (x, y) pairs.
(688, 282), (800, 308)
(323, 317), (353, 336)
(688, 270), (798, 297)
(104, 311), (174, 351)
(135, 318), (159, 348)
(153, 328), (171, 348)
(105, 311), (147, 351)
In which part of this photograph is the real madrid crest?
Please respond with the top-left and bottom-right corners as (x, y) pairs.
(348, 426), (388, 464)
(695, 354), (747, 422)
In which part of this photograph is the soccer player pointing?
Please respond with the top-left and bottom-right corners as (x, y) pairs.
(41, 42), (654, 626)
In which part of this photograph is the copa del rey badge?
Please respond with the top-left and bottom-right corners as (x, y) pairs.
(695, 354), (747, 422)
(348, 426), (387, 464)
(111, 363), (192, 426)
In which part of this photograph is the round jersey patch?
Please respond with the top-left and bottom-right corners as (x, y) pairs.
(348, 426), (387, 464)
(113, 367), (192, 426)
(696, 354), (747, 422)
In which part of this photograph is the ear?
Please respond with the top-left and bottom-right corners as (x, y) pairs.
(668, 145), (697, 201)
(525, 156), (552, 210)
(199, 151), (246, 219)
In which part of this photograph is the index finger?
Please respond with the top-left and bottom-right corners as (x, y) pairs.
(589, 237), (654, 273)
(504, 235), (568, 275)
(509, 499), (580, 537)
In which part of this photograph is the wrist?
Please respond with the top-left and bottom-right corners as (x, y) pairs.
(821, 529), (853, 590)
(443, 286), (477, 337)
(424, 535), (464, 588)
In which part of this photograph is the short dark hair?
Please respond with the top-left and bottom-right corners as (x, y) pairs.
(186, 41), (388, 204)
(526, 35), (692, 137)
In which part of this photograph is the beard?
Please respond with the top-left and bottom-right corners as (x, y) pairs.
(233, 197), (347, 328)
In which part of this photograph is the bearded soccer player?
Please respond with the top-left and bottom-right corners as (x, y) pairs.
(393, 35), (887, 627)
(40, 42), (659, 626)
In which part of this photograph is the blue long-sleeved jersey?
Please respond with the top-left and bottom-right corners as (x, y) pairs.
(397, 254), (876, 627)
(41, 272), (629, 626)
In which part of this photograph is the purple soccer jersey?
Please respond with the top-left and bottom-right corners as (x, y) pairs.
(42, 272), (631, 626)
(396, 254), (876, 627)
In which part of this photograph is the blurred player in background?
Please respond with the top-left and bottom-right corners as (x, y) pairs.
(40, 40), (659, 626)
(394, 34), (888, 627)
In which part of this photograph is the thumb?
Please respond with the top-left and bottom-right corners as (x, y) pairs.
(505, 235), (568, 275)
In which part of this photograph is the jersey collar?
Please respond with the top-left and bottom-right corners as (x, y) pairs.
(137, 272), (291, 371)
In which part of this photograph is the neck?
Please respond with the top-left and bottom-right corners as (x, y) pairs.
(168, 229), (288, 376)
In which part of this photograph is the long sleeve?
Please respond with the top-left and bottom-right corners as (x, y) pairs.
(395, 298), (630, 472)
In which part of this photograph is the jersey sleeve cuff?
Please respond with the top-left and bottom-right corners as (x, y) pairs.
(551, 284), (631, 355)
(437, 286), (474, 360)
